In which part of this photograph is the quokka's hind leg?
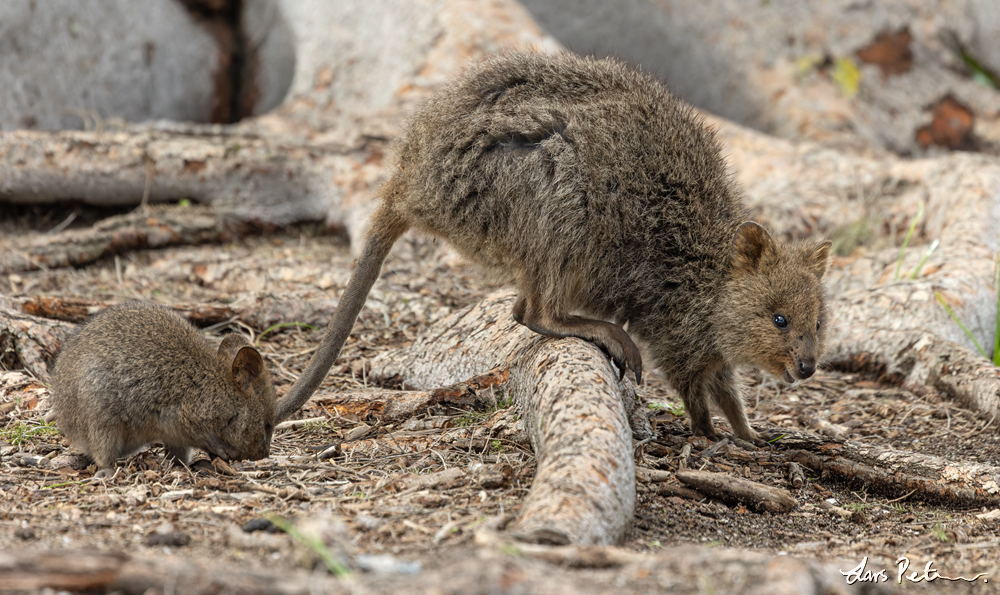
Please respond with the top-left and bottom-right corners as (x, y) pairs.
(707, 367), (759, 442)
(88, 434), (125, 479)
(512, 294), (642, 383)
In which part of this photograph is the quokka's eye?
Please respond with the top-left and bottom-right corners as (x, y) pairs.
(773, 314), (789, 330)
(817, 320), (821, 332)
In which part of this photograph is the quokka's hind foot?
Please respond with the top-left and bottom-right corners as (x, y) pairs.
(512, 295), (643, 383)
(591, 325), (643, 384)
(94, 467), (117, 479)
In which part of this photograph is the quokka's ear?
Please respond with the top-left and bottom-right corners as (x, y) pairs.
(218, 333), (252, 358)
(232, 346), (265, 392)
(806, 241), (832, 280)
(730, 222), (776, 274)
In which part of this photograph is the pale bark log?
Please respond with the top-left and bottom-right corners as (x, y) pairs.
(764, 426), (1000, 507)
(774, 425), (1000, 490)
(1, 205), (245, 274)
(19, 294), (240, 326)
(12, 292), (342, 333)
(0, 128), (383, 240)
(309, 368), (508, 424)
(0, 549), (127, 592)
(0, 543), (887, 595)
(369, 291), (643, 545)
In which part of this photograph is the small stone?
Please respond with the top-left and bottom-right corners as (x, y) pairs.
(242, 517), (278, 533)
(146, 531), (191, 547)
(14, 527), (36, 540)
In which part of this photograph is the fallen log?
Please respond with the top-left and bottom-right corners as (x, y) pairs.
(0, 204), (254, 275)
(0, 542), (899, 595)
(773, 426), (1000, 492)
(762, 426), (1000, 507)
(310, 367), (509, 424)
(789, 451), (999, 509)
(0, 129), (382, 245)
(19, 294), (239, 325)
(675, 469), (798, 514)
(368, 291), (645, 545)
(12, 291), (342, 334)
(0, 549), (127, 592)
(0, 297), (74, 381)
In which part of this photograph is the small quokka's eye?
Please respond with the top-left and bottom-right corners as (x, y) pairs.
(816, 320), (821, 332)
(773, 314), (789, 330)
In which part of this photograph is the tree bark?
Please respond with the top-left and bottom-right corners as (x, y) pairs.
(1, 204), (252, 274)
(0, 542), (889, 595)
(369, 291), (645, 545)
(0, 297), (74, 381)
(773, 425), (1000, 493)
(675, 470), (798, 513)
(308, 368), (508, 424)
(0, 128), (384, 243)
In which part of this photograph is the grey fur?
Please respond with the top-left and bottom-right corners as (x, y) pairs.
(277, 52), (831, 441)
(50, 301), (276, 477)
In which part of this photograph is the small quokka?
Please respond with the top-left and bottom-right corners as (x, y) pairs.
(50, 301), (276, 477)
(276, 52), (831, 442)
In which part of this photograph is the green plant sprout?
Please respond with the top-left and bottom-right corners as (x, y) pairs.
(958, 46), (1000, 89)
(454, 411), (488, 427)
(256, 321), (317, 345)
(936, 284), (1000, 366)
(41, 480), (88, 490)
(2, 419), (60, 446)
(647, 401), (685, 416)
(893, 202), (924, 281)
(908, 239), (939, 280)
(930, 523), (951, 542)
(266, 514), (351, 577)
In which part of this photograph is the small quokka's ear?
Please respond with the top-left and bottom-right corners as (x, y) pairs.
(218, 333), (252, 358)
(730, 222), (775, 274)
(232, 346), (264, 391)
(806, 240), (832, 280)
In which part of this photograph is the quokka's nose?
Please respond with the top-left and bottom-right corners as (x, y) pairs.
(797, 360), (816, 379)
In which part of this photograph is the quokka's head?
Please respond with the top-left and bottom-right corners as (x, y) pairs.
(717, 222), (832, 383)
(209, 333), (277, 462)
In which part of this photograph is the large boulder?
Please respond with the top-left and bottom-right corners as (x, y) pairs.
(0, 0), (295, 131)
(519, 0), (1000, 155)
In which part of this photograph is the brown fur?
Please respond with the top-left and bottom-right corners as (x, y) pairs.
(50, 301), (276, 477)
(276, 52), (831, 441)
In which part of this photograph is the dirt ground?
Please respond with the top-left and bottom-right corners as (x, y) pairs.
(1, 205), (999, 593)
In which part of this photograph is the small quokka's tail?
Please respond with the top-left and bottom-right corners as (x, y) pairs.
(275, 206), (409, 422)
